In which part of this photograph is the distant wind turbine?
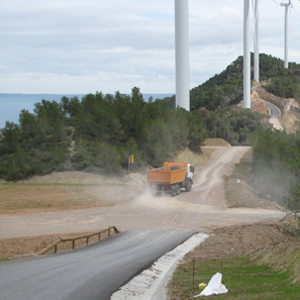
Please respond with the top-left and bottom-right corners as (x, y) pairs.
(280, 0), (292, 68)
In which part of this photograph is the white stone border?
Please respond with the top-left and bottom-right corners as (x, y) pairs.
(110, 233), (208, 300)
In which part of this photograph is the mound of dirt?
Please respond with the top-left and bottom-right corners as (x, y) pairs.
(20, 171), (147, 186)
(185, 222), (290, 262)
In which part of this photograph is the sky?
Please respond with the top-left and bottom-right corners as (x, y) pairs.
(1, 0), (300, 95)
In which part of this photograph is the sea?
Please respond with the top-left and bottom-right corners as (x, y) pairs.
(0, 93), (173, 129)
(0, 94), (85, 129)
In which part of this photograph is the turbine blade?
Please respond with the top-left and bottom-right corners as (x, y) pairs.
(291, 3), (297, 11)
(271, 0), (280, 5)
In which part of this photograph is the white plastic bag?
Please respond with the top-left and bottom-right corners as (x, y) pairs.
(194, 272), (228, 297)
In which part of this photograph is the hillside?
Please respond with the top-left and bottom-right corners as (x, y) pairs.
(190, 53), (300, 111)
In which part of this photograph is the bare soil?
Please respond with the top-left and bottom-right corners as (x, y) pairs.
(281, 98), (300, 133)
(177, 221), (291, 264)
(0, 141), (285, 261)
(238, 91), (269, 115)
(0, 173), (146, 215)
(0, 148), (212, 216)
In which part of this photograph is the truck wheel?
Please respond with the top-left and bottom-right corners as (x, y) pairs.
(171, 185), (176, 197)
(186, 182), (192, 192)
(176, 184), (181, 195)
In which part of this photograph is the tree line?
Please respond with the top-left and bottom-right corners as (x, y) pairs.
(0, 87), (266, 181)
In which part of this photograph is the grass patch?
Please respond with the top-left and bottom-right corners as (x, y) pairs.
(174, 146), (217, 167)
(203, 138), (231, 147)
(169, 255), (300, 300)
(0, 258), (11, 263)
(175, 148), (206, 166)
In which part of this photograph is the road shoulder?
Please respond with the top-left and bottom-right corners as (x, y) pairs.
(110, 233), (208, 300)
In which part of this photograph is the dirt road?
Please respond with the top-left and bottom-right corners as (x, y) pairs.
(0, 146), (284, 239)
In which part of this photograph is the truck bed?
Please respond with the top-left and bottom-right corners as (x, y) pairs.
(147, 163), (187, 185)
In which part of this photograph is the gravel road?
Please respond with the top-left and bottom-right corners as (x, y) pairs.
(0, 146), (283, 239)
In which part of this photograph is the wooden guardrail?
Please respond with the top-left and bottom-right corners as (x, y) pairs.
(278, 210), (300, 222)
(37, 226), (119, 256)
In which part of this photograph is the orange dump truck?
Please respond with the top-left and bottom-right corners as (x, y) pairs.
(147, 162), (194, 197)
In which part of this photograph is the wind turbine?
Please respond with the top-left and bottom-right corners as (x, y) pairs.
(253, 0), (259, 82)
(244, 0), (251, 109)
(280, 0), (292, 68)
(175, 0), (190, 111)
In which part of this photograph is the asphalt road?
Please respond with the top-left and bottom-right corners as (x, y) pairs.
(265, 100), (281, 118)
(0, 230), (195, 300)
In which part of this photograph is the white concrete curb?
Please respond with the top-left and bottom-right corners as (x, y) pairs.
(110, 232), (209, 300)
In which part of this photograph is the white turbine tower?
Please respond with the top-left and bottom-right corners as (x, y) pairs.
(244, 0), (251, 109)
(253, 0), (260, 82)
(280, 0), (292, 68)
(175, 0), (190, 111)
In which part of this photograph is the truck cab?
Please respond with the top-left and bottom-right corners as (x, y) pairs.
(186, 164), (194, 182)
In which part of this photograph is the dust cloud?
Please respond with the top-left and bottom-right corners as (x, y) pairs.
(251, 161), (296, 208)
